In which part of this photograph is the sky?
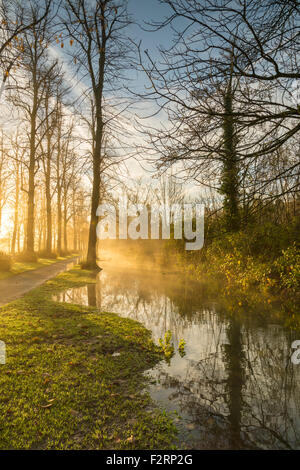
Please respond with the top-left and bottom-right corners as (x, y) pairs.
(128, 0), (175, 52)
(0, 0), (202, 235)
(54, 0), (191, 190)
(50, 0), (179, 176)
(126, 0), (187, 94)
(59, 0), (203, 199)
(115, 1), (185, 180)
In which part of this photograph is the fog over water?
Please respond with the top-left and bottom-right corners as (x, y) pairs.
(54, 248), (300, 450)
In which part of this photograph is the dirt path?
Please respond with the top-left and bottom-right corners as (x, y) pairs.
(0, 257), (78, 307)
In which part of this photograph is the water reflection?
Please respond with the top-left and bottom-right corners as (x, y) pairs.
(54, 267), (300, 449)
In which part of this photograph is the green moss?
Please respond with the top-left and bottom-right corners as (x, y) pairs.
(0, 267), (177, 450)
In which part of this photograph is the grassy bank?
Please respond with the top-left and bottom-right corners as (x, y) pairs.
(0, 267), (176, 450)
(171, 220), (300, 296)
(0, 254), (78, 281)
(184, 241), (300, 296)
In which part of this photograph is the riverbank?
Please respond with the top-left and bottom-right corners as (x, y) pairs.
(157, 221), (300, 328)
(183, 243), (300, 296)
(173, 221), (300, 297)
(0, 254), (77, 281)
(0, 267), (176, 450)
(0, 257), (79, 307)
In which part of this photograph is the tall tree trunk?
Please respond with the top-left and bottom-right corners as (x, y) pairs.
(85, 87), (104, 268)
(63, 192), (68, 253)
(220, 75), (240, 232)
(11, 166), (20, 255)
(38, 224), (42, 252)
(45, 162), (52, 253)
(72, 188), (77, 251)
(26, 98), (37, 257)
(85, 145), (101, 268)
(57, 185), (62, 254)
(17, 226), (20, 254)
(45, 114), (52, 254)
(27, 160), (35, 254)
(64, 0), (130, 269)
(84, 4), (108, 270)
(56, 123), (62, 256)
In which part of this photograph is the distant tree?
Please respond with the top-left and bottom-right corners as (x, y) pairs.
(40, 73), (66, 256)
(9, 2), (59, 258)
(0, 131), (10, 232)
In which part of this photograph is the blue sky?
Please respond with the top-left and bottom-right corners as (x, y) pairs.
(49, 1), (191, 182)
(56, 0), (178, 110)
(126, 0), (176, 95)
(127, 0), (174, 52)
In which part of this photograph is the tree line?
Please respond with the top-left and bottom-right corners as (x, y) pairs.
(0, 0), (131, 266)
(134, 0), (300, 234)
(0, 0), (299, 267)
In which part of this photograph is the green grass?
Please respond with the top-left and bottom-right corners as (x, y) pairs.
(0, 267), (177, 450)
(0, 254), (77, 281)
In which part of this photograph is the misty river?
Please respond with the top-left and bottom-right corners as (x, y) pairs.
(54, 261), (300, 450)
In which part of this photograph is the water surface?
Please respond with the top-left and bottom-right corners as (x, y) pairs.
(55, 265), (300, 449)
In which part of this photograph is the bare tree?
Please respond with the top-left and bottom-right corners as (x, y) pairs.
(62, 0), (133, 269)
(133, 0), (300, 231)
(0, 0), (51, 100)
(9, 3), (59, 258)
(40, 72), (66, 256)
(0, 131), (10, 231)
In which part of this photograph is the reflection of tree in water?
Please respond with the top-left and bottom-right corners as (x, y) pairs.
(55, 268), (300, 449)
(224, 318), (244, 448)
(87, 284), (96, 306)
(240, 326), (300, 449)
(153, 320), (300, 449)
